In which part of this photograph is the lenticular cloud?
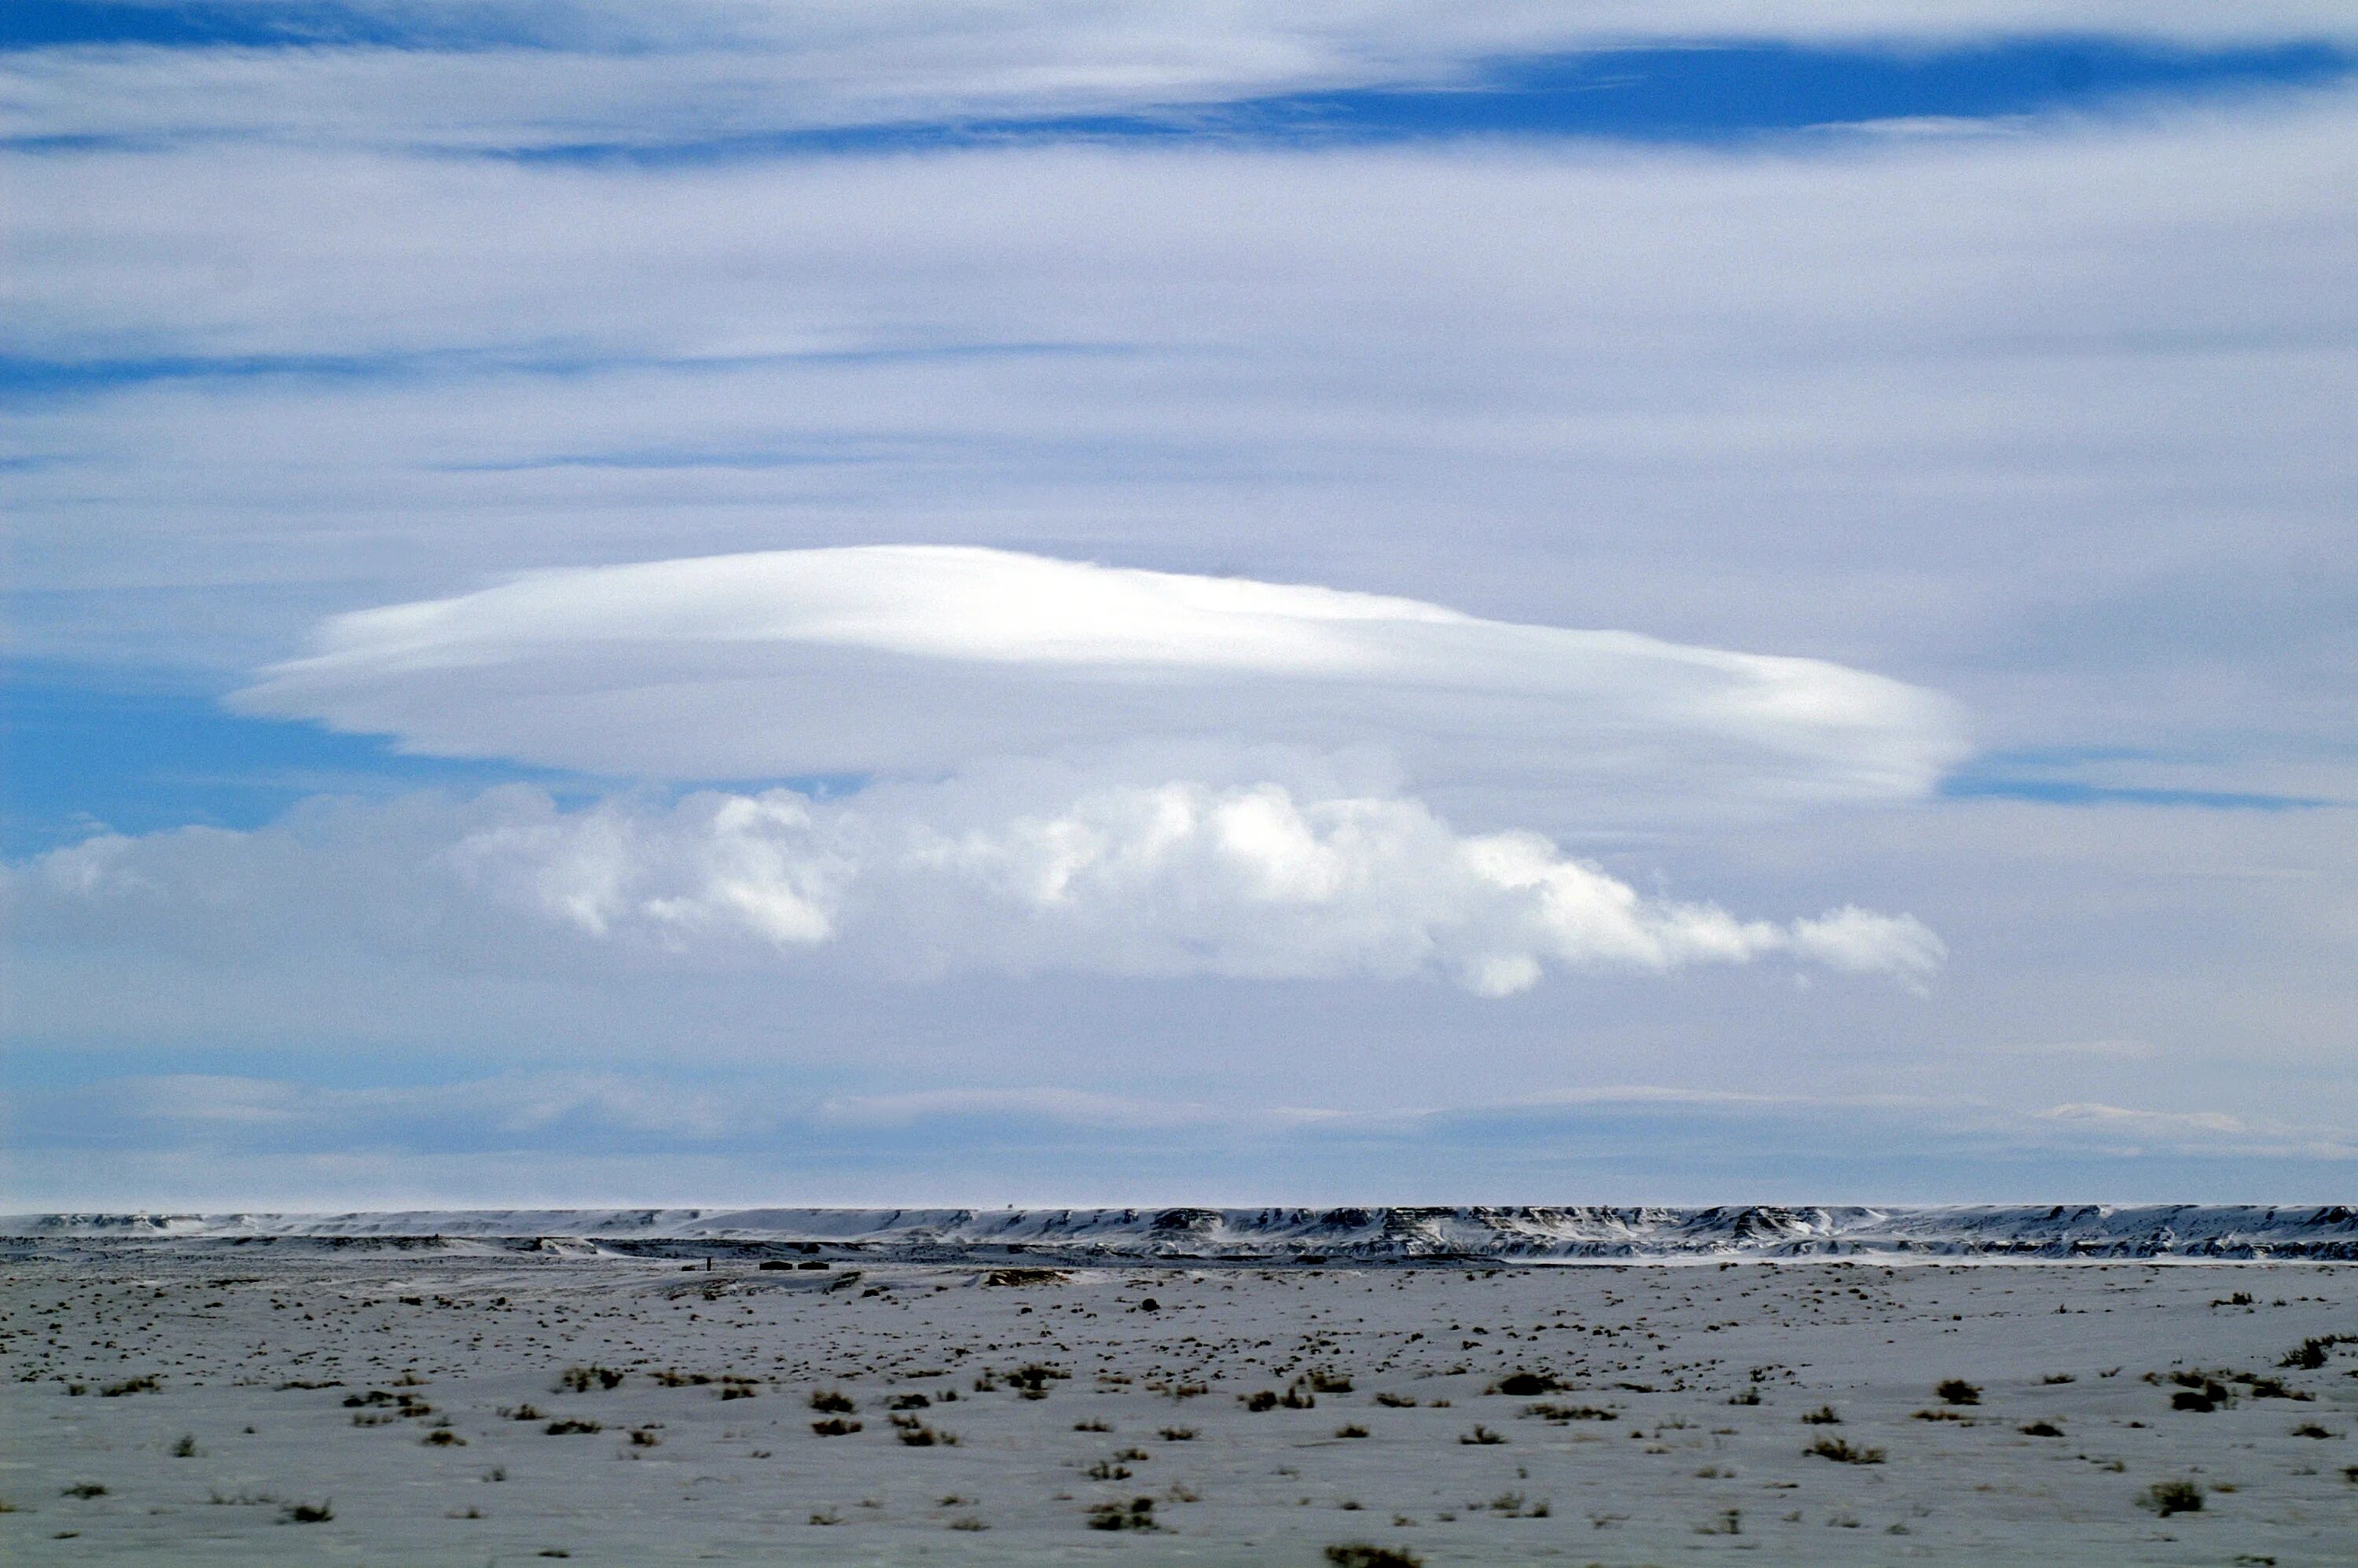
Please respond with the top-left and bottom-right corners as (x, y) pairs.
(233, 546), (1967, 826)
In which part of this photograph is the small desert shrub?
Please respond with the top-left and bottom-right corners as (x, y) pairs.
(809, 1390), (856, 1414)
(1073, 1418), (1110, 1432)
(628, 1427), (662, 1448)
(62, 1483), (107, 1499)
(1085, 1459), (1131, 1480)
(1309, 1369), (1354, 1393)
(947, 1515), (987, 1530)
(1335, 1424), (1369, 1439)
(1324, 1546), (1423, 1568)
(1800, 1406), (1842, 1425)
(279, 1500), (335, 1524)
(100, 1375), (159, 1397)
(555, 1365), (623, 1394)
(1912, 1408), (1967, 1422)
(808, 1508), (843, 1526)
(1459, 1425), (1506, 1445)
(1374, 1392), (1418, 1408)
(2292, 1422), (2338, 1439)
(170, 1435), (200, 1457)
(1492, 1372), (1559, 1397)
(543, 1419), (602, 1436)
(1244, 1390), (1280, 1412)
(2281, 1335), (2354, 1372)
(1159, 1426), (1196, 1441)
(1009, 1364), (1068, 1400)
(2042, 1372), (2077, 1385)
(889, 1392), (931, 1411)
(810, 1418), (861, 1437)
(984, 1268), (1067, 1287)
(718, 1378), (758, 1401)
(655, 1369), (712, 1388)
(895, 1419), (955, 1447)
(1085, 1496), (1159, 1531)
(1727, 1386), (1761, 1405)
(2018, 1420), (2063, 1437)
(1806, 1437), (1886, 1464)
(422, 1428), (466, 1446)
(2173, 1389), (2222, 1412)
(2141, 1478), (2203, 1516)
(1935, 1379), (1982, 1406)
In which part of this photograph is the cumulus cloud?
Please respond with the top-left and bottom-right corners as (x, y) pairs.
(232, 546), (1967, 828)
(7, 776), (1943, 995)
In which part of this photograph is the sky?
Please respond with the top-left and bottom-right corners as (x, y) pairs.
(3, 1), (2355, 1210)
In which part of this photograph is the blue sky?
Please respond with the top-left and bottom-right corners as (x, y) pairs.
(4, 2), (2355, 1208)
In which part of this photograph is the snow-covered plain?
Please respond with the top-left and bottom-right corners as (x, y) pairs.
(3, 1218), (2355, 1564)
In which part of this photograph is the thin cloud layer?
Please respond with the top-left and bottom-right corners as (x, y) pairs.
(9, 778), (1943, 995)
(6, 2), (2349, 152)
(11, 1070), (2347, 1215)
(233, 546), (1968, 826)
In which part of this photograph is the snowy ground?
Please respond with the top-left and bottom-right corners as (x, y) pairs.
(3, 1249), (2354, 1564)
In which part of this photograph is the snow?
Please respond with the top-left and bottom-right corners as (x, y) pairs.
(4, 1231), (2356, 1563)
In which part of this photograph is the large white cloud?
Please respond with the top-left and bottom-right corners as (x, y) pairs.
(8, 777), (1943, 995)
(231, 546), (1968, 827)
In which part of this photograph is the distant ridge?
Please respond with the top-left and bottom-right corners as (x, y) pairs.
(5, 1205), (2352, 1262)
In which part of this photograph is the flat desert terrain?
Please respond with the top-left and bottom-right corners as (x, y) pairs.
(4, 1250), (2354, 1564)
